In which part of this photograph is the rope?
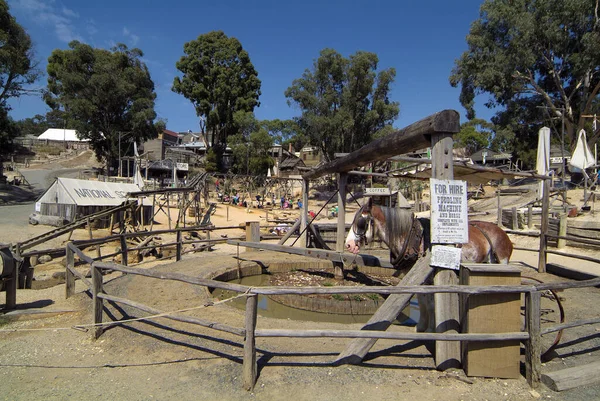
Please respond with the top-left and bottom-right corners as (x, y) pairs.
(0, 292), (248, 333)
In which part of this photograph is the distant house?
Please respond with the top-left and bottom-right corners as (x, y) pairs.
(37, 128), (89, 150)
(549, 144), (571, 174)
(141, 129), (180, 161)
(297, 146), (322, 168)
(470, 148), (512, 168)
(277, 155), (306, 177)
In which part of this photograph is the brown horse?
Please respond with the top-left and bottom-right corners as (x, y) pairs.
(345, 198), (513, 331)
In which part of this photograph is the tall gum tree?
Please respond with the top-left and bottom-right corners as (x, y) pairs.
(450, 0), (600, 149)
(172, 31), (261, 169)
(285, 49), (399, 161)
(45, 42), (162, 174)
(0, 0), (38, 166)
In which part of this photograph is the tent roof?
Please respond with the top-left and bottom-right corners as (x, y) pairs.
(38, 177), (141, 206)
(38, 129), (89, 142)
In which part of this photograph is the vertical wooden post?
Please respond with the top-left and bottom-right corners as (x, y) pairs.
(243, 294), (258, 390)
(497, 191), (502, 227)
(431, 132), (461, 371)
(525, 291), (542, 388)
(65, 244), (75, 299)
(245, 221), (260, 252)
(299, 179), (309, 247)
(176, 230), (182, 261)
(538, 179), (550, 273)
(512, 206), (518, 230)
(167, 193), (172, 230)
(557, 213), (567, 248)
(527, 204), (533, 229)
(335, 173), (348, 279)
(91, 263), (104, 340)
(120, 234), (128, 266)
(4, 247), (17, 309)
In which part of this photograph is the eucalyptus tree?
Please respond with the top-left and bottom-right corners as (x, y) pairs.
(450, 0), (600, 149)
(173, 31), (261, 169)
(45, 42), (162, 173)
(285, 49), (399, 161)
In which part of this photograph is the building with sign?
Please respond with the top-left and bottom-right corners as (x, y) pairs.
(363, 187), (411, 208)
(35, 177), (151, 226)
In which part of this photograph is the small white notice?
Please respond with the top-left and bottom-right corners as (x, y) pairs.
(35, 202), (41, 212)
(430, 178), (469, 244)
(431, 245), (462, 270)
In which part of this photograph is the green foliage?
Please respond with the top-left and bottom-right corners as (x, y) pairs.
(172, 31), (261, 168)
(203, 148), (218, 172)
(454, 118), (493, 155)
(450, 0), (600, 149)
(0, 0), (38, 162)
(285, 49), (399, 161)
(45, 42), (161, 171)
(229, 112), (273, 174)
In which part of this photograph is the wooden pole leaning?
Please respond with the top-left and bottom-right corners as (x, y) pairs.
(431, 132), (461, 371)
(335, 173), (348, 279)
(243, 293), (258, 391)
(91, 262), (104, 340)
(176, 230), (182, 261)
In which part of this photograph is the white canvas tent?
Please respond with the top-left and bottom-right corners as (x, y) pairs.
(35, 177), (146, 224)
(38, 129), (88, 142)
(536, 127), (551, 199)
(569, 129), (595, 176)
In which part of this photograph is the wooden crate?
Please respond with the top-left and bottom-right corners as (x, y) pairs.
(460, 264), (521, 379)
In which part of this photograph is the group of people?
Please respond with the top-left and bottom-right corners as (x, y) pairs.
(280, 196), (302, 209)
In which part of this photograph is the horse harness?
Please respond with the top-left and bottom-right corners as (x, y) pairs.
(390, 214), (425, 267)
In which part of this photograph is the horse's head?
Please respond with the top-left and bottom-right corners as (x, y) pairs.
(345, 198), (376, 254)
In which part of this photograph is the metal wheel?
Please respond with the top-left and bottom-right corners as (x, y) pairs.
(522, 276), (565, 361)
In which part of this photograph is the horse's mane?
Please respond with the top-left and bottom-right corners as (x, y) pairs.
(377, 206), (414, 250)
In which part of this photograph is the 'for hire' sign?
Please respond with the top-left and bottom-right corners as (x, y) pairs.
(430, 178), (468, 244)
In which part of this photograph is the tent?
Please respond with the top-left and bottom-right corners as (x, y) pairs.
(35, 177), (149, 225)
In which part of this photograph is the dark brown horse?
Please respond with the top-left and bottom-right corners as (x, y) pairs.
(345, 198), (513, 265)
(345, 198), (514, 332)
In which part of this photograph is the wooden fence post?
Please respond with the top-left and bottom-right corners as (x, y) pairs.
(525, 291), (542, 388)
(120, 234), (128, 266)
(512, 206), (518, 230)
(431, 132), (461, 371)
(176, 230), (182, 261)
(557, 213), (567, 248)
(497, 191), (502, 227)
(245, 222), (260, 252)
(66, 244), (75, 299)
(538, 179), (550, 273)
(335, 173), (348, 279)
(527, 204), (533, 229)
(91, 262), (104, 340)
(243, 294), (258, 391)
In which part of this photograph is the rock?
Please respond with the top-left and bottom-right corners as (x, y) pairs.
(52, 271), (66, 280)
(38, 255), (52, 264)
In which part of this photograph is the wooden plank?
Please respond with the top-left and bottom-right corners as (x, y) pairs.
(256, 329), (527, 341)
(302, 110), (459, 180)
(245, 222), (260, 252)
(335, 173), (348, 278)
(567, 226), (600, 240)
(568, 220), (600, 230)
(229, 240), (394, 269)
(461, 265), (521, 379)
(243, 294), (258, 391)
(541, 361), (600, 391)
(557, 214), (567, 248)
(335, 253), (434, 364)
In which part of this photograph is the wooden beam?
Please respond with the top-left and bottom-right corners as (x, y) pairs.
(541, 361), (600, 391)
(335, 253), (434, 364)
(302, 110), (459, 180)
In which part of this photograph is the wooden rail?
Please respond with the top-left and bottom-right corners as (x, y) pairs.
(66, 238), (600, 391)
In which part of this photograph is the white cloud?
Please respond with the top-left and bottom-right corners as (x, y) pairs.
(122, 26), (140, 46)
(10, 0), (82, 43)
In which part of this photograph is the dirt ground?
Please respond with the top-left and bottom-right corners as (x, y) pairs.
(1, 157), (600, 400)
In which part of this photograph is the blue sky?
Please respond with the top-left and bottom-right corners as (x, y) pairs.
(7, 0), (494, 133)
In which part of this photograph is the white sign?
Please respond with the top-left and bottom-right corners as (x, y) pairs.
(431, 245), (462, 270)
(430, 178), (468, 243)
(365, 187), (393, 196)
(35, 202), (41, 212)
(176, 162), (189, 171)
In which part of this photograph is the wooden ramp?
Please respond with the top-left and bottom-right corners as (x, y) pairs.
(335, 253), (433, 364)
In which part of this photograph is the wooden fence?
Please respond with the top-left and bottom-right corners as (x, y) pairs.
(64, 235), (600, 391)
